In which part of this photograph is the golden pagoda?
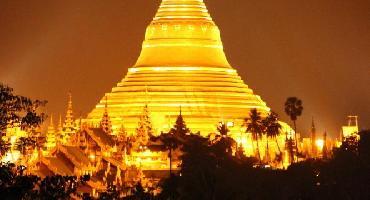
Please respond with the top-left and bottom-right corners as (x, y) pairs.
(86, 0), (270, 135)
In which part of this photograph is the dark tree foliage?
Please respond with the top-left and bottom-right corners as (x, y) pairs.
(98, 185), (120, 200)
(0, 84), (46, 158)
(123, 182), (155, 200)
(0, 139), (11, 157)
(244, 108), (264, 161)
(359, 130), (370, 163)
(0, 163), (39, 199)
(158, 174), (180, 200)
(284, 97), (303, 155)
(16, 137), (37, 155)
(0, 163), (90, 200)
(152, 111), (192, 176)
(0, 83), (47, 133)
(159, 130), (370, 200)
(213, 122), (235, 158)
(262, 112), (282, 162)
(216, 122), (229, 137)
(158, 133), (179, 175)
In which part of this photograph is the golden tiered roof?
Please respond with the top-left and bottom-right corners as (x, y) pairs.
(86, 0), (270, 135)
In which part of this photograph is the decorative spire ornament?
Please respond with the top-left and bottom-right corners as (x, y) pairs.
(45, 114), (56, 150)
(100, 96), (113, 135)
(169, 106), (190, 137)
(311, 117), (317, 157)
(135, 104), (154, 149)
(62, 92), (76, 144)
(323, 131), (328, 159)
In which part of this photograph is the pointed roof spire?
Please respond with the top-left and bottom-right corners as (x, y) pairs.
(64, 92), (74, 125)
(50, 114), (54, 125)
(47, 114), (55, 133)
(57, 114), (63, 133)
(101, 95), (113, 135)
(311, 117), (316, 133)
(63, 92), (76, 139)
(311, 117), (317, 157)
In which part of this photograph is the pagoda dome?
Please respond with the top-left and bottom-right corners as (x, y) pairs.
(86, 0), (271, 136)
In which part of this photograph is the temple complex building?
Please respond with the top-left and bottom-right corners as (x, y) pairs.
(1, 1), (350, 196)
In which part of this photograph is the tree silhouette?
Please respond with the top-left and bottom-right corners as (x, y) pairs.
(284, 97), (303, 156)
(159, 109), (191, 176)
(263, 112), (282, 163)
(244, 109), (264, 162)
(217, 122), (229, 137)
(16, 137), (37, 158)
(0, 139), (10, 158)
(38, 175), (89, 199)
(159, 133), (179, 176)
(0, 83), (46, 160)
(0, 83), (47, 133)
(214, 122), (235, 157)
(168, 108), (190, 138)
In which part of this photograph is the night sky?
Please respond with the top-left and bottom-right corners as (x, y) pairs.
(0, 0), (369, 137)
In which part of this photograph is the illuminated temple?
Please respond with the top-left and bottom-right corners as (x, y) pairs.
(4, 0), (322, 195)
(86, 0), (272, 136)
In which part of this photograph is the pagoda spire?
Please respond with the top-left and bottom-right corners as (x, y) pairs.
(134, 104), (154, 149)
(62, 92), (76, 144)
(322, 131), (328, 159)
(57, 114), (63, 134)
(45, 114), (56, 150)
(47, 114), (55, 134)
(311, 117), (317, 157)
(100, 96), (113, 135)
(64, 92), (74, 126)
(170, 106), (190, 137)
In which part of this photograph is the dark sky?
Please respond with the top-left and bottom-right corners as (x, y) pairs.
(0, 0), (369, 137)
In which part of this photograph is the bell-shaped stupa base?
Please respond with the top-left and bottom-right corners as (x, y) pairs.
(86, 0), (271, 136)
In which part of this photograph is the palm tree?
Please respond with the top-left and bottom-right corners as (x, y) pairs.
(244, 109), (264, 162)
(217, 122), (229, 137)
(214, 122), (235, 156)
(284, 97), (303, 151)
(263, 112), (282, 163)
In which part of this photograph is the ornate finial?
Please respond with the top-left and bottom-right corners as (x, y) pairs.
(101, 95), (113, 135)
(45, 114), (56, 150)
(64, 93), (74, 124)
(50, 114), (54, 125)
(311, 117), (316, 133)
(62, 92), (76, 143)
(57, 114), (63, 132)
(47, 114), (55, 133)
